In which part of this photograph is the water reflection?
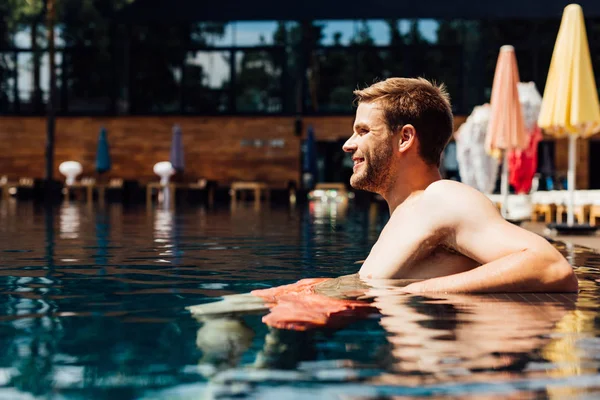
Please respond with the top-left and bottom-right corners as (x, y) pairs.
(94, 209), (110, 267)
(154, 208), (174, 242)
(7, 204), (62, 397)
(0, 202), (600, 398)
(195, 317), (256, 376)
(190, 287), (594, 398)
(370, 290), (577, 385)
(193, 315), (318, 378)
(308, 199), (348, 222)
(541, 277), (599, 381)
(59, 203), (80, 240)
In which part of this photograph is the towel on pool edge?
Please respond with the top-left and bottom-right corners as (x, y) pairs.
(251, 278), (376, 331)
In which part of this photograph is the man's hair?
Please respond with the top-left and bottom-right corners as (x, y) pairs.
(353, 77), (453, 167)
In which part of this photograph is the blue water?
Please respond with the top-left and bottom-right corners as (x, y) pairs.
(1, 200), (600, 399)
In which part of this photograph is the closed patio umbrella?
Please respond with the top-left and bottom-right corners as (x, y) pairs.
(96, 127), (111, 174)
(538, 3), (600, 228)
(170, 124), (185, 173)
(303, 125), (318, 189)
(485, 45), (528, 219)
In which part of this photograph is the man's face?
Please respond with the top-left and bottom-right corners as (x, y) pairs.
(342, 102), (395, 193)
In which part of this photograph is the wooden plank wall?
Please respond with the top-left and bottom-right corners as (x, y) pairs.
(1, 115), (591, 188)
(0, 116), (301, 187)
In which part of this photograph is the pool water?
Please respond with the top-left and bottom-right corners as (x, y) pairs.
(1, 200), (600, 399)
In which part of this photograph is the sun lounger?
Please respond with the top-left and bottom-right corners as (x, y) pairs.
(531, 191), (560, 223)
(230, 181), (270, 204)
(0, 177), (34, 201)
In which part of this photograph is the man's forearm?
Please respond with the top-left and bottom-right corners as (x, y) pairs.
(402, 250), (578, 293)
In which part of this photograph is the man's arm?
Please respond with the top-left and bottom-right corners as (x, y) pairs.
(403, 181), (578, 293)
(358, 194), (447, 279)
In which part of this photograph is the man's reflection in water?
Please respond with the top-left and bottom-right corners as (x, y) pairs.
(253, 327), (317, 370)
(193, 317), (255, 376)
(191, 278), (577, 387)
(192, 315), (317, 377)
(367, 287), (577, 386)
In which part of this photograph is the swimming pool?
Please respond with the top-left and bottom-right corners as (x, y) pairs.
(1, 200), (599, 399)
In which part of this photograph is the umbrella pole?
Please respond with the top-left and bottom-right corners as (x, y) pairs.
(567, 134), (577, 226)
(45, 0), (56, 187)
(501, 150), (509, 219)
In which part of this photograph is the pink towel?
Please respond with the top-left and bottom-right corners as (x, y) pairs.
(251, 278), (375, 331)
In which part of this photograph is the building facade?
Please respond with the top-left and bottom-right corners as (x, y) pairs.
(1, 1), (599, 188)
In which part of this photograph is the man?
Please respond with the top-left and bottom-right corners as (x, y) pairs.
(189, 77), (577, 332)
(343, 77), (577, 293)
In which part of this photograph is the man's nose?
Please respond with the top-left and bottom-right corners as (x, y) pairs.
(342, 135), (357, 153)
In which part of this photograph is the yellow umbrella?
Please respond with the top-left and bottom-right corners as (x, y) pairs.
(485, 45), (528, 219)
(538, 3), (600, 226)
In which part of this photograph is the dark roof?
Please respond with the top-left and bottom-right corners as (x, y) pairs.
(117, 0), (600, 22)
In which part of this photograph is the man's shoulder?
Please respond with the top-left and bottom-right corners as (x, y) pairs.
(423, 179), (488, 201)
(420, 180), (498, 218)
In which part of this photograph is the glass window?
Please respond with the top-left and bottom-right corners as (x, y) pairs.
(362, 20), (391, 46)
(310, 48), (408, 113)
(190, 22), (233, 47)
(316, 20), (355, 46)
(62, 50), (111, 113)
(0, 52), (17, 113)
(0, 51), (65, 114)
(235, 49), (283, 112)
(310, 48), (355, 112)
(407, 45), (463, 112)
(130, 47), (182, 113)
(183, 51), (230, 113)
(356, 48), (392, 86)
(312, 20), (403, 47)
(13, 26), (31, 48)
(418, 19), (440, 43)
(233, 22), (279, 46)
(16, 52), (34, 112)
(397, 19), (440, 44)
(39, 24), (66, 48)
(278, 21), (301, 47)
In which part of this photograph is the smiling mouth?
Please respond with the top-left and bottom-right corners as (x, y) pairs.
(353, 158), (365, 171)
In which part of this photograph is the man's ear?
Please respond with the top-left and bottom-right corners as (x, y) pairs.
(398, 124), (417, 153)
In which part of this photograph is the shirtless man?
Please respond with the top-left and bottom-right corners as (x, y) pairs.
(189, 77), (577, 328)
(344, 77), (577, 293)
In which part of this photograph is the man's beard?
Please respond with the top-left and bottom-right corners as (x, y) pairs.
(350, 146), (393, 193)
